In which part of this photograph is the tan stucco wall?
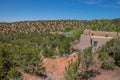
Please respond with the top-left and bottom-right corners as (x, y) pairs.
(80, 35), (91, 50)
(80, 29), (119, 50)
(91, 37), (112, 48)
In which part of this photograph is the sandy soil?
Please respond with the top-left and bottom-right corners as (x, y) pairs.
(22, 55), (77, 80)
(43, 55), (78, 80)
(92, 68), (120, 80)
(21, 72), (42, 80)
(22, 55), (120, 80)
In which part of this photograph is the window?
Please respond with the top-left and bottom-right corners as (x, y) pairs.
(93, 41), (97, 47)
(106, 34), (108, 37)
(90, 39), (92, 46)
(92, 33), (94, 36)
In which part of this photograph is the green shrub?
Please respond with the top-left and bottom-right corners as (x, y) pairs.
(65, 47), (95, 80)
(111, 39), (120, 66)
(64, 25), (73, 32)
(101, 57), (115, 70)
(65, 60), (79, 80)
(7, 68), (22, 80)
(90, 19), (116, 32)
(99, 52), (115, 70)
(42, 47), (54, 57)
(68, 28), (84, 40)
(99, 52), (109, 61)
(0, 44), (22, 80)
(99, 37), (120, 66)
(50, 56), (56, 59)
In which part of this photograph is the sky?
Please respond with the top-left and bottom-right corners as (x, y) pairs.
(0, 0), (120, 22)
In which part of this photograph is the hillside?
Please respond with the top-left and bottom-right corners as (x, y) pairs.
(0, 19), (120, 35)
(113, 18), (120, 20)
(0, 19), (120, 80)
(0, 20), (89, 35)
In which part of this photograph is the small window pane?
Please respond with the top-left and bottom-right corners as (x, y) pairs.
(94, 41), (97, 47)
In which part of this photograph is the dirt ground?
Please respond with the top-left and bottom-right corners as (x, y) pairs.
(43, 55), (78, 80)
(22, 55), (77, 80)
(22, 55), (120, 80)
(92, 68), (120, 80)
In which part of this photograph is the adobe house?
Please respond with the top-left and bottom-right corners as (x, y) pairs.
(80, 29), (120, 50)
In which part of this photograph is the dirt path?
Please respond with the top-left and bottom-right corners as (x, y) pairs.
(43, 55), (77, 80)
